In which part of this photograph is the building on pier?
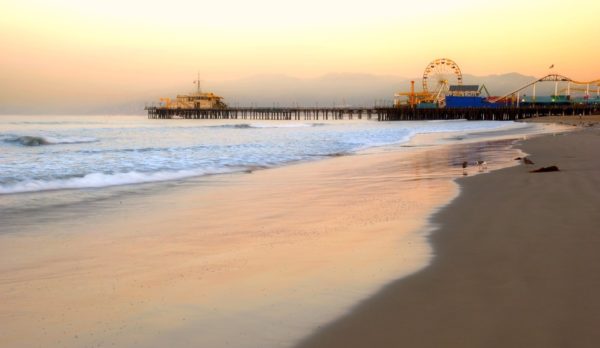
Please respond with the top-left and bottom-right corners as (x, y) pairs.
(448, 85), (480, 97)
(446, 85), (485, 108)
(158, 75), (227, 109)
(160, 92), (227, 109)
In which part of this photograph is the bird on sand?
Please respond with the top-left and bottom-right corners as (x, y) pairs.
(475, 160), (487, 170)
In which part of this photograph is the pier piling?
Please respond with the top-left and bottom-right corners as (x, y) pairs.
(146, 105), (599, 121)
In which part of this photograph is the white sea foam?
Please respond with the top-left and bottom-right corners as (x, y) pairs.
(247, 123), (317, 128)
(0, 117), (530, 195)
(353, 131), (415, 151)
(42, 136), (98, 144)
(4, 135), (98, 146)
(216, 123), (320, 129)
(0, 169), (237, 194)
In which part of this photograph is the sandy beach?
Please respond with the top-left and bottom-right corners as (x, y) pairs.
(297, 119), (600, 348)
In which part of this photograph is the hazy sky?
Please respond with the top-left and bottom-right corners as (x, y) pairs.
(1, 0), (599, 111)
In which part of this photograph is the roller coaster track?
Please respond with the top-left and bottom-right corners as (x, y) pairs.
(492, 74), (600, 103)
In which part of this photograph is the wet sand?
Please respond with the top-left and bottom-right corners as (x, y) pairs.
(296, 124), (600, 348)
(522, 114), (600, 127)
(0, 127), (535, 348)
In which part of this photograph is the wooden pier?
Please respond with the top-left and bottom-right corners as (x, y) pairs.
(146, 105), (599, 121)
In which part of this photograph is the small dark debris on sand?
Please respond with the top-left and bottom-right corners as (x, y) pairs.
(530, 165), (560, 173)
(515, 157), (535, 164)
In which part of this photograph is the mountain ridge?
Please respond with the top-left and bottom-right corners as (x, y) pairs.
(3, 72), (559, 115)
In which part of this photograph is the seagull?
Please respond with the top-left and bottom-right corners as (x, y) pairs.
(549, 64), (554, 69)
(475, 160), (487, 171)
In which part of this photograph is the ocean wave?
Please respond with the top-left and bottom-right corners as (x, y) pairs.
(0, 168), (244, 194)
(249, 123), (322, 128)
(7, 121), (102, 125)
(3, 135), (98, 146)
(426, 119), (468, 123)
(213, 123), (322, 129)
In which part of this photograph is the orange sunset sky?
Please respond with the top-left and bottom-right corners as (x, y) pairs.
(1, 0), (598, 111)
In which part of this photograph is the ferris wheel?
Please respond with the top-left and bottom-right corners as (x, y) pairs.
(422, 58), (463, 102)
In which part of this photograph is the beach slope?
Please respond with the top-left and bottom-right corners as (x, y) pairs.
(297, 127), (600, 348)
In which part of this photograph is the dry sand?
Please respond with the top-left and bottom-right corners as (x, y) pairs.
(296, 124), (600, 348)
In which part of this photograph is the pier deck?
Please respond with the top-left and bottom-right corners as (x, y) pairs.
(146, 105), (599, 121)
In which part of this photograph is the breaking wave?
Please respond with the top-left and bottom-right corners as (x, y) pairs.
(0, 168), (243, 194)
(4, 135), (98, 146)
(0, 118), (530, 195)
(213, 123), (323, 129)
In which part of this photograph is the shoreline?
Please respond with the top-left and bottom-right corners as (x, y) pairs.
(296, 122), (600, 348)
(0, 120), (544, 226)
(0, 118), (534, 197)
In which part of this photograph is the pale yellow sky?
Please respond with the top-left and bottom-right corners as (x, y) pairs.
(1, 0), (598, 110)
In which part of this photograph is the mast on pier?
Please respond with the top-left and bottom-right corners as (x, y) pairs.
(194, 72), (202, 94)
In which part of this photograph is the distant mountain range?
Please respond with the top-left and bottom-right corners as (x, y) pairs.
(147, 72), (556, 112)
(3, 72), (561, 115)
(207, 72), (547, 108)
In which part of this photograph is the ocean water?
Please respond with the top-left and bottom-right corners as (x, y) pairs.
(0, 115), (528, 196)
